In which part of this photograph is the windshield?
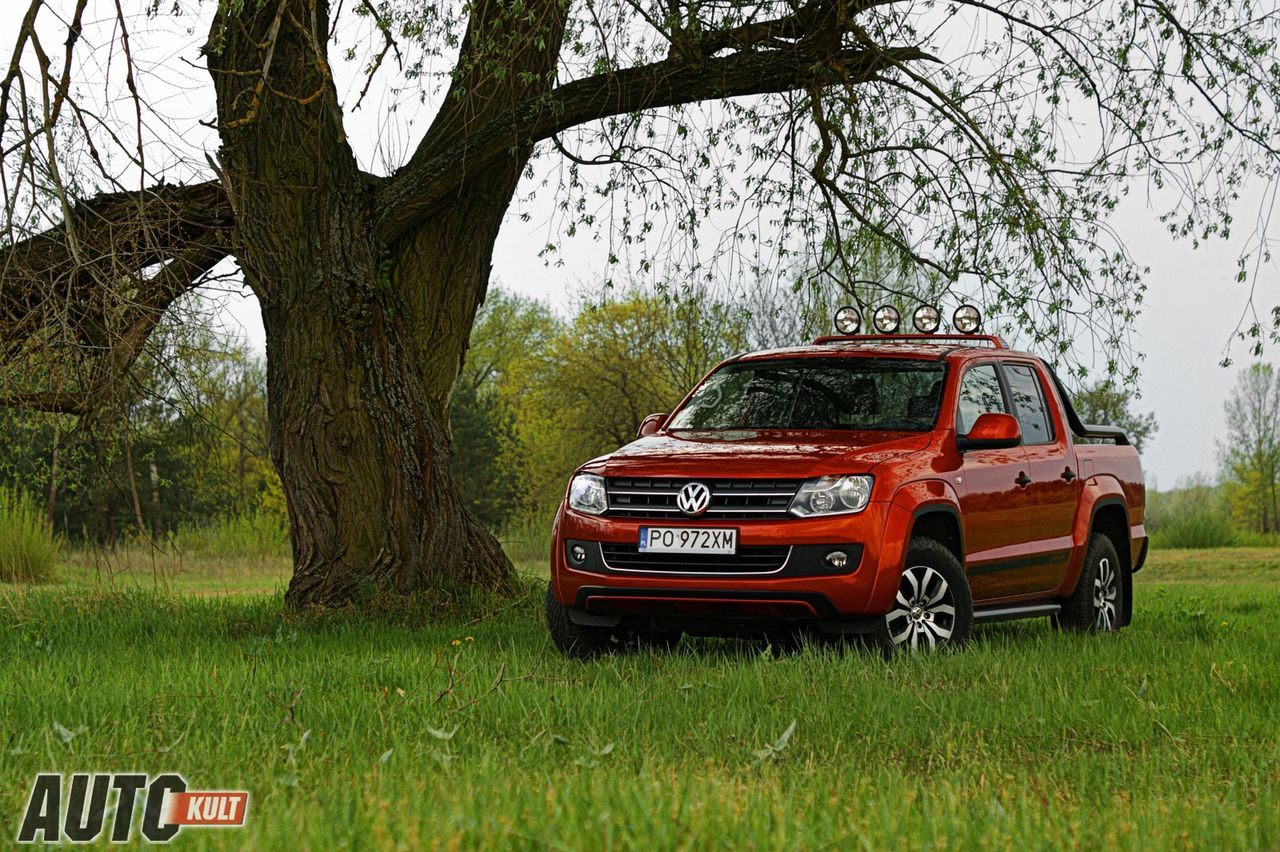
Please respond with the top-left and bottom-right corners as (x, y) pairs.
(666, 358), (946, 432)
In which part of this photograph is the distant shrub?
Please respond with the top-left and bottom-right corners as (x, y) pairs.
(499, 521), (551, 567)
(0, 485), (59, 582)
(1148, 481), (1238, 549)
(170, 511), (289, 559)
(1150, 511), (1238, 549)
(1230, 530), (1280, 548)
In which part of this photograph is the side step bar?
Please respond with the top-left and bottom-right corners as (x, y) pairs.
(973, 603), (1061, 624)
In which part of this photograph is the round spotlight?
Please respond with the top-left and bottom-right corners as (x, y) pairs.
(833, 305), (861, 334)
(912, 304), (942, 334)
(952, 304), (982, 333)
(872, 305), (901, 334)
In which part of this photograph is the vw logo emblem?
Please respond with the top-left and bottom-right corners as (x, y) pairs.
(676, 482), (712, 516)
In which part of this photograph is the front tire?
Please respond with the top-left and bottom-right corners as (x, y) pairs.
(876, 537), (973, 653)
(1056, 533), (1125, 632)
(545, 582), (618, 659)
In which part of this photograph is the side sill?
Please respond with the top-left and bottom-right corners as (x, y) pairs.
(973, 603), (1061, 623)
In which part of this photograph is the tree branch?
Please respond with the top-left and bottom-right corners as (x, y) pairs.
(1, 180), (232, 339)
(377, 42), (935, 244)
(0, 180), (233, 414)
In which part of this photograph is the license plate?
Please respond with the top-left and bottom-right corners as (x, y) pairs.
(638, 527), (737, 554)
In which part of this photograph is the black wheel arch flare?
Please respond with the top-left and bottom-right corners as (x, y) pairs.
(1086, 496), (1135, 627)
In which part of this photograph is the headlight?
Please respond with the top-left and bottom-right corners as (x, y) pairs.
(568, 473), (607, 515)
(789, 475), (873, 517)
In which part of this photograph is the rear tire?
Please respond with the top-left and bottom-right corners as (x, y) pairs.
(1055, 533), (1125, 632)
(545, 582), (618, 659)
(875, 537), (973, 653)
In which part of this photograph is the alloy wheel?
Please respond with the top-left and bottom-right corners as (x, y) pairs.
(1093, 556), (1118, 631)
(885, 564), (957, 650)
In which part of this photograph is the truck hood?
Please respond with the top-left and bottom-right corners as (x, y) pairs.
(591, 429), (932, 479)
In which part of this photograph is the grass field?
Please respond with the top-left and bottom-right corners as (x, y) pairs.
(1, 548), (1277, 848)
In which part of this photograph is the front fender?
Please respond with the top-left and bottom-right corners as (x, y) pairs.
(868, 479), (963, 613)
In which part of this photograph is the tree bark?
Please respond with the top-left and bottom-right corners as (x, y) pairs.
(207, 0), (528, 607)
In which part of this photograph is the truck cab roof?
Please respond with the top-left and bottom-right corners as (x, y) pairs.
(733, 334), (1019, 364)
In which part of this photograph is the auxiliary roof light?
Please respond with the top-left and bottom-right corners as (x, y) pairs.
(833, 305), (862, 334)
(912, 304), (942, 334)
(952, 304), (982, 333)
(872, 305), (901, 334)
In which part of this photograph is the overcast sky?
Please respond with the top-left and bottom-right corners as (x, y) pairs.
(5, 5), (1278, 490)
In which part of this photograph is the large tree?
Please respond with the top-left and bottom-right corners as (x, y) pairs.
(1, 1), (1278, 607)
(1220, 363), (1280, 535)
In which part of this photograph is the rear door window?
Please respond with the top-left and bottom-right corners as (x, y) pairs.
(1003, 363), (1054, 445)
(956, 364), (1008, 433)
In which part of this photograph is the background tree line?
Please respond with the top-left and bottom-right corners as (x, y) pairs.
(17, 281), (1280, 554)
(0, 314), (281, 547)
(1144, 364), (1280, 548)
(0, 278), (843, 546)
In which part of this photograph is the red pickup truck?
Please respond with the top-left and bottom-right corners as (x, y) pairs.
(546, 327), (1147, 657)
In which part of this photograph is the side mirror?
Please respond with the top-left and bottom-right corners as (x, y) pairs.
(957, 412), (1022, 452)
(637, 412), (667, 438)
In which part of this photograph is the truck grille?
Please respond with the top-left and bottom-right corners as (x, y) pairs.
(599, 543), (791, 575)
(604, 478), (801, 519)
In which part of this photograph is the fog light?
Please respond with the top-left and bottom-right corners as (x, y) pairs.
(569, 544), (587, 565)
(825, 550), (849, 570)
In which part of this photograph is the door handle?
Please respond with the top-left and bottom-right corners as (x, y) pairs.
(1015, 471), (1032, 488)
(1062, 466), (1077, 482)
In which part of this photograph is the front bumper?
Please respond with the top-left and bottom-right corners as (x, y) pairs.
(550, 502), (897, 619)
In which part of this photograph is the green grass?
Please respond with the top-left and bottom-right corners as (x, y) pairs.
(0, 485), (59, 582)
(1, 549), (1277, 848)
(167, 511), (291, 560)
(497, 521), (552, 566)
(55, 544), (292, 596)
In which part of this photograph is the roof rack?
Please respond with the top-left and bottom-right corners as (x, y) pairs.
(812, 333), (1006, 348)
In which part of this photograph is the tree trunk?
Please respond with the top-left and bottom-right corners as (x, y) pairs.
(208, 0), (522, 608)
(236, 408), (247, 508)
(45, 424), (59, 528)
(149, 460), (162, 538)
(256, 250), (511, 607)
(122, 433), (146, 539)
